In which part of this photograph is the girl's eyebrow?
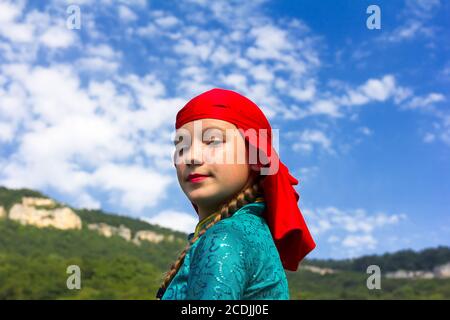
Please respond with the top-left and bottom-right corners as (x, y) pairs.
(202, 126), (226, 133)
(173, 126), (227, 145)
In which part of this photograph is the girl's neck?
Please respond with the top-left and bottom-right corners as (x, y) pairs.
(197, 204), (222, 221)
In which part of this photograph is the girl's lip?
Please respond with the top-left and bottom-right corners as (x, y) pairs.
(188, 176), (210, 183)
(187, 174), (211, 183)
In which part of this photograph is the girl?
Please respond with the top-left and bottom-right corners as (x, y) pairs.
(157, 88), (315, 300)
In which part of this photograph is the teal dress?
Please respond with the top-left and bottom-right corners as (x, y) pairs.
(161, 201), (290, 300)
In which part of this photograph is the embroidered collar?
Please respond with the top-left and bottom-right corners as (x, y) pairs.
(194, 212), (220, 238)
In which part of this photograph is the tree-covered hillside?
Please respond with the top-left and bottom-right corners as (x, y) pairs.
(1, 186), (449, 299)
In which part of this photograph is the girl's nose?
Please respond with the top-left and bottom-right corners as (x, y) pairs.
(185, 140), (204, 165)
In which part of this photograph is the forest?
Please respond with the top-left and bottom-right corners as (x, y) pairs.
(1, 186), (449, 299)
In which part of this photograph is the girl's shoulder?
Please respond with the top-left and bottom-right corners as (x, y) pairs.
(217, 200), (266, 228)
(195, 201), (273, 253)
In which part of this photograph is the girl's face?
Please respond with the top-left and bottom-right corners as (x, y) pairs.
(174, 118), (255, 216)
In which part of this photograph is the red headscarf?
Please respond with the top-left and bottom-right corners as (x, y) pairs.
(175, 88), (316, 271)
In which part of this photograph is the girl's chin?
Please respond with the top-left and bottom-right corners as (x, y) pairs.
(187, 191), (224, 204)
(188, 192), (215, 202)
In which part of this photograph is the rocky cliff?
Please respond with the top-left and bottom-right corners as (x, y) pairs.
(87, 223), (173, 244)
(8, 197), (82, 230)
(386, 263), (450, 279)
(1, 196), (176, 245)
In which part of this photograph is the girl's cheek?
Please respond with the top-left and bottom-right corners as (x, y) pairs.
(175, 165), (185, 180)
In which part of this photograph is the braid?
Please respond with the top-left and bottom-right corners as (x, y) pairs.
(156, 176), (263, 299)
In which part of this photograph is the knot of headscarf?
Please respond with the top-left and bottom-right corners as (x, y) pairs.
(175, 88), (316, 271)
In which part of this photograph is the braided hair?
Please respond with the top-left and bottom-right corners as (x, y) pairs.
(156, 175), (263, 299)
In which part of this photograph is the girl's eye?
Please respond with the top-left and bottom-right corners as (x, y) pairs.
(206, 139), (223, 146)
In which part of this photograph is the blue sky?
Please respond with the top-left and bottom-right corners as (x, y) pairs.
(0, 0), (448, 259)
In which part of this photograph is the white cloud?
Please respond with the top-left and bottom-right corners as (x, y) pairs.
(143, 210), (198, 233)
(327, 235), (340, 244)
(360, 75), (397, 101)
(292, 129), (332, 154)
(342, 234), (377, 249)
(0, 122), (15, 142)
(0, 1), (34, 43)
(2, 64), (96, 124)
(221, 73), (248, 89)
(423, 132), (435, 143)
(85, 44), (118, 59)
(0, 77), (28, 142)
(77, 57), (119, 73)
(136, 23), (157, 37)
(276, 74), (418, 122)
(288, 81), (316, 102)
(298, 166), (319, 183)
(154, 15), (179, 28)
(359, 126), (373, 136)
(39, 25), (76, 48)
(209, 46), (235, 66)
(0, 1), (22, 23)
(76, 44), (122, 73)
(308, 99), (342, 118)
(399, 92), (448, 146)
(249, 64), (274, 82)
(1, 0), (447, 228)
(341, 75), (409, 106)
(379, 0), (441, 43)
(174, 39), (214, 61)
(246, 25), (292, 60)
(0, 2), (77, 49)
(408, 0), (441, 18)
(404, 93), (445, 110)
(384, 21), (428, 42)
(140, 5), (322, 118)
(91, 163), (173, 213)
(118, 5), (138, 22)
(75, 193), (102, 210)
(304, 206), (407, 257)
(0, 60), (182, 215)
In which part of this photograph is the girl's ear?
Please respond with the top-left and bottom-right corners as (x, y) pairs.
(250, 164), (261, 172)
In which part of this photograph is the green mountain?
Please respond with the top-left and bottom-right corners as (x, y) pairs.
(0, 186), (449, 299)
